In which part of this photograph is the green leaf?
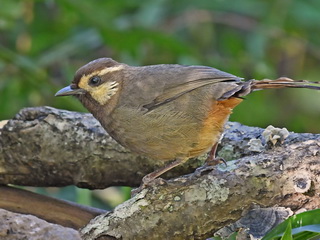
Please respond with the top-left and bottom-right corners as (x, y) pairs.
(292, 230), (320, 240)
(227, 232), (237, 240)
(263, 209), (320, 240)
(281, 220), (292, 240)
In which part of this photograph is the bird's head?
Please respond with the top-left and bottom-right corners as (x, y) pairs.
(55, 58), (125, 106)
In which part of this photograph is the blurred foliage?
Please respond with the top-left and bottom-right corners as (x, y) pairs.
(0, 0), (319, 132)
(1, 0), (320, 211)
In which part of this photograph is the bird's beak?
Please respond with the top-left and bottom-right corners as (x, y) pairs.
(55, 86), (86, 97)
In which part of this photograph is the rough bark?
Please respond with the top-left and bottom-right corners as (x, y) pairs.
(0, 208), (81, 240)
(0, 107), (201, 188)
(81, 137), (319, 239)
(0, 106), (319, 239)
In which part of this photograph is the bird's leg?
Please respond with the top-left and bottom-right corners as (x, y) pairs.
(193, 143), (226, 178)
(205, 143), (227, 166)
(132, 158), (186, 196)
(142, 158), (186, 185)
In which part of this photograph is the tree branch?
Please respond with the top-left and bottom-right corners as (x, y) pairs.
(0, 186), (106, 229)
(0, 107), (319, 239)
(81, 137), (319, 239)
(0, 107), (201, 188)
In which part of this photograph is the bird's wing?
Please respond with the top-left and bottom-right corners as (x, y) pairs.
(142, 65), (242, 111)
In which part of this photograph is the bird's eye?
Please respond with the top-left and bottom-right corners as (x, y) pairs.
(89, 76), (101, 86)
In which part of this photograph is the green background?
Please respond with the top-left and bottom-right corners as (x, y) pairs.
(1, 1), (320, 209)
(1, 0), (320, 132)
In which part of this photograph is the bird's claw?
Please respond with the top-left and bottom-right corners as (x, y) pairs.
(193, 157), (227, 178)
(206, 156), (227, 167)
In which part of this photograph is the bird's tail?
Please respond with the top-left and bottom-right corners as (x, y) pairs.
(217, 77), (320, 100)
(251, 77), (320, 91)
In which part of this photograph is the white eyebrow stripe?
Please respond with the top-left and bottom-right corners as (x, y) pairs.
(84, 65), (125, 79)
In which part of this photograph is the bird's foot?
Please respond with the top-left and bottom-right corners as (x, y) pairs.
(193, 157), (227, 178)
(205, 156), (227, 167)
(131, 176), (167, 197)
(131, 159), (185, 196)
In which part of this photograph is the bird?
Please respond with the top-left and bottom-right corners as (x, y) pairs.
(55, 58), (320, 186)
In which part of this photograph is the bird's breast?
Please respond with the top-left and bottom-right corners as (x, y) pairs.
(98, 96), (242, 161)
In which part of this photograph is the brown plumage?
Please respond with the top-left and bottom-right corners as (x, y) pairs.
(56, 58), (320, 185)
